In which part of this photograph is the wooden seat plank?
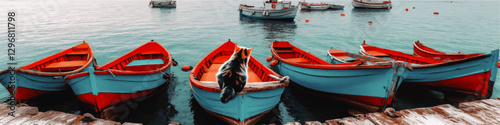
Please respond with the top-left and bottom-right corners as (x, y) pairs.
(365, 50), (390, 57)
(43, 60), (87, 72)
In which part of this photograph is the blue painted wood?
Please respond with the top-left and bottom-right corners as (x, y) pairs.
(276, 62), (408, 99)
(191, 84), (284, 122)
(126, 59), (164, 67)
(68, 67), (170, 96)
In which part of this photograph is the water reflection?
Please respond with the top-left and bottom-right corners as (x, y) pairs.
(349, 8), (391, 38)
(126, 80), (178, 124)
(239, 17), (297, 41)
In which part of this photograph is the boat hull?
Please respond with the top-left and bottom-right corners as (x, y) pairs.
(239, 7), (298, 20)
(299, 2), (329, 10)
(67, 66), (171, 112)
(404, 50), (498, 98)
(352, 0), (391, 9)
(190, 83), (285, 124)
(150, 1), (176, 8)
(275, 60), (408, 111)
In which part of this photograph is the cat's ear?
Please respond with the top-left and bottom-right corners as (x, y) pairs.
(246, 48), (253, 55)
(235, 44), (241, 52)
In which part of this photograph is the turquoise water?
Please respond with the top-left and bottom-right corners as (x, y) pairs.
(1, 0), (499, 124)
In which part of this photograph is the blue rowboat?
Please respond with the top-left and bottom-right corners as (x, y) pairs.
(0, 41), (93, 103)
(239, 0), (299, 21)
(66, 41), (175, 119)
(360, 41), (499, 99)
(190, 40), (289, 124)
(269, 41), (408, 112)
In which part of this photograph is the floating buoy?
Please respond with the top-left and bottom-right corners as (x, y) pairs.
(340, 13), (345, 17)
(305, 20), (309, 23)
(182, 65), (193, 71)
(413, 7), (415, 9)
(433, 12), (439, 15)
(405, 8), (408, 11)
(270, 60), (278, 66)
(368, 21), (372, 25)
(266, 56), (273, 62)
(451, 1), (453, 3)
(389, 6), (392, 9)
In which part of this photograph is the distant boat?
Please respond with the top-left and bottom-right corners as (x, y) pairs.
(66, 41), (174, 119)
(0, 41), (93, 103)
(270, 41), (408, 112)
(299, 2), (329, 10)
(352, 0), (391, 9)
(360, 41), (499, 99)
(239, 0), (299, 20)
(328, 3), (345, 9)
(150, 0), (176, 8)
(190, 40), (289, 124)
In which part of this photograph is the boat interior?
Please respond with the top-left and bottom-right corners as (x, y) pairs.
(105, 50), (168, 71)
(24, 43), (91, 72)
(195, 50), (275, 84)
(272, 42), (331, 65)
(362, 44), (445, 65)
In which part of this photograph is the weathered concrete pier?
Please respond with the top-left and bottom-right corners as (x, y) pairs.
(286, 98), (500, 125)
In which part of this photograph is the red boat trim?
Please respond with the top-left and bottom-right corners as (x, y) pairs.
(96, 41), (173, 75)
(66, 72), (90, 80)
(271, 41), (392, 69)
(413, 41), (484, 60)
(17, 42), (94, 76)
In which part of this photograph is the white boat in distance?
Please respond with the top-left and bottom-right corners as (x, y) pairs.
(299, 2), (344, 10)
(150, 0), (176, 8)
(352, 0), (391, 9)
(239, 0), (299, 20)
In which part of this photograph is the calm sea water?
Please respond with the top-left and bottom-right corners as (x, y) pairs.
(1, 0), (499, 124)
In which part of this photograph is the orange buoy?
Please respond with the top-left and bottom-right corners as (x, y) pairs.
(182, 65), (193, 71)
(340, 13), (345, 17)
(434, 12), (439, 15)
(270, 60), (278, 66)
(266, 56), (273, 62)
(413, 7), (415, 9)
(368, 21), (372, 25)
(305, 20), (309, 23)
(451, 1), (453, 3)
(405, 8), (408, 11)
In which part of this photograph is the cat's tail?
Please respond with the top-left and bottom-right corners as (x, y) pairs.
(220, 86), (237, 103)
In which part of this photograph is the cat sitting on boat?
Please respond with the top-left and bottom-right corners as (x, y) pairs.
(216, 44), (253, 103)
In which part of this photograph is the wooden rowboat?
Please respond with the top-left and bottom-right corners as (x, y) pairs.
(0, 41), (93, 103)
(360, 41), (499, 99)
(270, 41), (408, 112)
(413, 41), (484, 60)
(149, 0), (176, 8)
(299, 2), (330, 10)
(190, 40), (289, 124)
(66, 41), (175, 119)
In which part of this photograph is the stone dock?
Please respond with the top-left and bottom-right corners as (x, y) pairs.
(1, 98), (500, 124)
(286, 98), (500, 125)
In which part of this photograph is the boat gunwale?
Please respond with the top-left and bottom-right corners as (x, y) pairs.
(10, 42), (94, 76)
(270, 41), (393, 69)
(95, 41), (173, 75)
(190, 40), (288, 93)
(413, 41), (484, 59)
(327, 49), (390, 64)
(360, 42), (492, 69)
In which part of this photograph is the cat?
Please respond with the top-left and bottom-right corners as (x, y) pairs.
(216, 44), (253, 103)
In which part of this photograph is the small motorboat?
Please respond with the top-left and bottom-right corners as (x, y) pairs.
(66, 41), (175, 119)
(352, 0), (391, 9)
(150, 0), (176, 8)
(360, 41), (499, 99)
(299, 2), (329, 10)
(190, 40), (289, 124)
(269, 41), (408, 112)
(239, 0), (299, 20)
(0, 41), (94, 103)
